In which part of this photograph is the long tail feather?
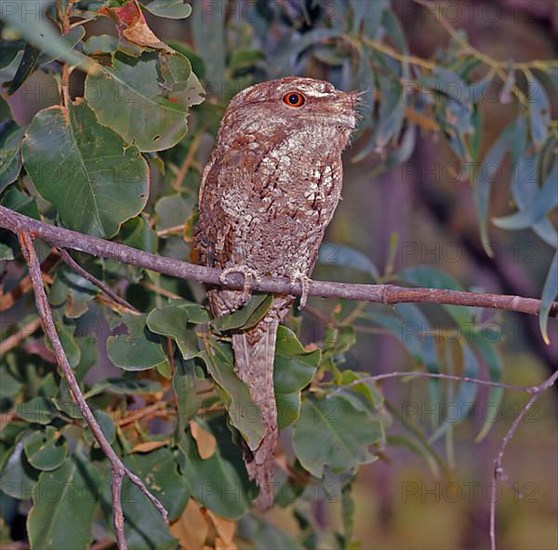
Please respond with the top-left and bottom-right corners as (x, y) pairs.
(232, 319), (279, 510)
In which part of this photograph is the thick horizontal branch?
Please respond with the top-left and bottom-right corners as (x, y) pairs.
(1, 206), (557, 319)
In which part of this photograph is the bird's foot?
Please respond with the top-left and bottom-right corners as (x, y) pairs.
(219, 265), (260, 303)
(289, 271), (311, 309)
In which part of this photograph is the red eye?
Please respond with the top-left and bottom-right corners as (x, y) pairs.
(283, 92), (305, 107)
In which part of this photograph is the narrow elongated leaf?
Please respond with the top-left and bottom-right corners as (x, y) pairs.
(471, 336), (503, 442)
(27, 452), (100, 550)
(202, 342), (264, 450)
(527, 73), (550, 146)
(493, 160), (558, 229)
(22, 102), (149, 237)
(173, 357), (202, 428)
(318, 243), (380, 281)
(1, 0), (95, 73)
(428, 344), (479, 442)
(211, 294), (273, 332)
(474, 120), (516, 255)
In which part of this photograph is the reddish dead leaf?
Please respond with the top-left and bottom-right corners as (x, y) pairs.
(170, 498), (209, 550)
(130, 439), (169, 453)
(100, 0), (172, 51)
(190, 420), (217, 459)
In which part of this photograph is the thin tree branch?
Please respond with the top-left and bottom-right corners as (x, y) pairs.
(2, 207), (557, 320)
(56, 247), (139, 313)
(489, 368), (558, 550)
(0, 317), (42, 356)
(17, 231), (168, 550)
(337, 371), (537, 395)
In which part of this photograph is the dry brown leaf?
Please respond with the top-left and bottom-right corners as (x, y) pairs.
(190, 420), (217, 459)
(100, 0), (172, 51)
(130, 439), (169, 453)
(170, 498), (209, 550)
(404, 106), (440, 132)
(215, 537), (239, 550)
(206, 510), (236, 545)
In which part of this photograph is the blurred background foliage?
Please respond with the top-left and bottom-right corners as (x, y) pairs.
(0, 0), (557, 549)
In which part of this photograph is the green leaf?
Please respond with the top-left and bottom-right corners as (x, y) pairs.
(274, 326), (320, 429)
(16, 397), (58, 425)
(493, 160), (558, 230)
(173, 357), (202, 428)
(180, 418), (253, 518)
(123, 448), (190, 521)
(374, 75), (404, 150)
(474, 120), (516, 255)
(6, 43), (40, 95)
(83, 34), (118, 55)
(0, 443), (39, 499)
(86, 51), (204, 152)
(1, 0), (95, 73)
(22, 102), (149, 237)
(275, 28), (343, 74)
(399, 266), (472, 328)
(146, 305), (199, 359)
(429, 344), (479, 442)
(28, 452), (100, 550)
(318, 243), (380, 281)
(191, 0), (226, 84)
(107, 314), (168, 371)
(293, 394), (383, 478)
(237, 515), (300, 550)
(119, 216), (158, 253)
(471, 336), (503, 442)
(85, 378), (163, 399)
(0, 243), (15, 261)
(0, 186), (40, 218)
(145, 0), (192, 19)
(102, 476), (177, 550)
(211, 294), (273, 332)
(527, 73), (550, 146)
(539, 250), (558, 345)
(202, 342), (264, 449)
(84, 410), (115, 446)
(24, 427), (68, 471)
(0, 121), (25, 192)
(511, 149), (557, 248)
(0, 368), (21, 397)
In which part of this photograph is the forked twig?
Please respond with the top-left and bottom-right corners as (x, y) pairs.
(17, 231), (168, 550)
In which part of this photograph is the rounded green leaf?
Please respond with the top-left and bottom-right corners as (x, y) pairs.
(293, 394), (383, 478)
(86, 51), (204, 152)
(22, 102), (149, 237)
(145, 0), (192, 19)
(107, 314), (168, 371)
(24, 427), (68, 471)
(27, 452), (100, 550)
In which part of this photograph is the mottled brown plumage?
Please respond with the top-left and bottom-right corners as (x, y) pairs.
(195, 76), (358, 509)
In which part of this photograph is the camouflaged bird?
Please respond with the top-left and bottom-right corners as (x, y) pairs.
(195, 76), (359, 509)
